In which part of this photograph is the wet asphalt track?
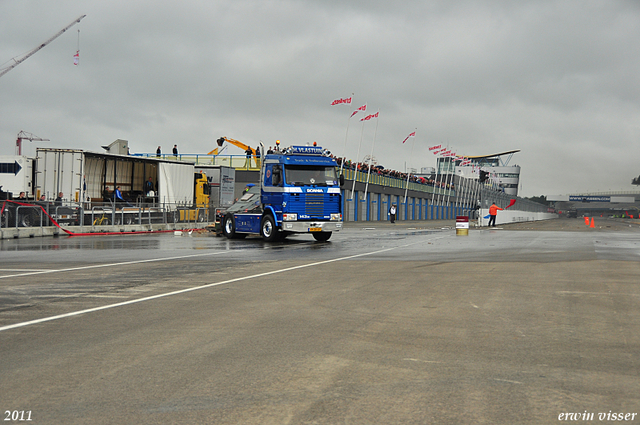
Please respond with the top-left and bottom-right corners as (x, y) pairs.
(1, 218), (639, 424)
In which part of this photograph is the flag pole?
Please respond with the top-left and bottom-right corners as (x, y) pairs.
(436, 148), (446, 207)
(339, 92), (355, 175)
(403, 128), (417, 204)
(462, 172), (471, 216)
(350, 119), (366, 201)
(363, 110), (380, 201)
(432, 150), (440, 208)
(444, 155), (454, 216)
(458, 170), (468, 216)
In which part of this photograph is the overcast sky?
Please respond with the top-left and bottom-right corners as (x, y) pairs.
(1, 0), (639, 197)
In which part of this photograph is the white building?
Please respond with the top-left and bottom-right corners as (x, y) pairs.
(436, 150), (521, 196)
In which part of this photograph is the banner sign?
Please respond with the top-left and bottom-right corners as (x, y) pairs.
(568, 196), (611, 202)
(290, 146), (324, 155)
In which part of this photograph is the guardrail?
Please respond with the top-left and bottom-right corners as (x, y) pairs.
(132, 153), (262, 170)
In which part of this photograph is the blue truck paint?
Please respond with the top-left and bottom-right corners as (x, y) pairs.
(222, 146), (343, 241)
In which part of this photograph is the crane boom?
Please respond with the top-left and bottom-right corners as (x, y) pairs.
(208, 137), (255, 156)
(16, 130), (49, 155)
(0, 14), (86, 79)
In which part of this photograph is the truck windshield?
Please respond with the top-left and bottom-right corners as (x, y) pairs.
(285, 166), (338, 186)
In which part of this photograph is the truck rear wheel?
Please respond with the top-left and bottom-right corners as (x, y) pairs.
(312, 232), (332, 242)
(18, 212), (35, 227)
(114, 215), (133, 225)
(260, 215), (280, 242)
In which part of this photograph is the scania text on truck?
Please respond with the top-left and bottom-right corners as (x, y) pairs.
(222, 145), (343, 241)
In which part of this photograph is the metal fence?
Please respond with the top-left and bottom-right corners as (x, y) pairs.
(133, 153), (262, 171)
(0, 199), (211, 230)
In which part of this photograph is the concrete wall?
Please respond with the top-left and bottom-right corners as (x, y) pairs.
(478, 209), (558, 226)
(234, 169), (552, 225)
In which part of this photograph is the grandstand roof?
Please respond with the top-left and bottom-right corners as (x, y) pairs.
(465, 150), (520, 160)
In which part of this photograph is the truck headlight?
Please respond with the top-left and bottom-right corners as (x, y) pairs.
(330, 213), (342, 221)
(283, 213), (297, 221)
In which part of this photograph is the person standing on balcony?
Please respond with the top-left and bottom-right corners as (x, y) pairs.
(245, 146), (253, 168)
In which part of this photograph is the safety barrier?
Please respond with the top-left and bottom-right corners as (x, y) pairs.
(0, 199), (211, 232)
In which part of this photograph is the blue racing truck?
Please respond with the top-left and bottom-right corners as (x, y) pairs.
(221, 145), (343, 241)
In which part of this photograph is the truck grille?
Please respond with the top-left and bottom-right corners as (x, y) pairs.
(287, 193), (340, 218)
(305, 193), (324, 215)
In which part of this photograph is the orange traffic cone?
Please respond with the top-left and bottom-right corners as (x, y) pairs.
(590, 217), (595, 228)
(584, 217), (589, 225)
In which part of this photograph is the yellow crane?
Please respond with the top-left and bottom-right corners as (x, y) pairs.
(208, 137), (255, 156)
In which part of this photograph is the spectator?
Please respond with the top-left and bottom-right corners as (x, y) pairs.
(145, 177), (154, 195)
(114, 186), (125, 203)
(389, 204), (397, 223)
(54, 192), (63, 206)
(114, 186), (134, 207)
(245, 146), (253, 168)
(173, 144), (178, 157)
(156, 146), (161, 157)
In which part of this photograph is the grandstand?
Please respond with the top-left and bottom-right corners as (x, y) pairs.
(437, 150), (522, 196)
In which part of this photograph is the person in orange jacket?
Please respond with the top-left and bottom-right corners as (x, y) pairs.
(488, 203), (503, 227)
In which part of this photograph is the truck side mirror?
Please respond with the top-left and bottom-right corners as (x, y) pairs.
(339, 174), (345, 187)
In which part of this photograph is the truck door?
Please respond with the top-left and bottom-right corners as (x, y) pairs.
(263, 164), (283, 210)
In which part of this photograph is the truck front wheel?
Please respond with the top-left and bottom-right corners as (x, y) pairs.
(312, 232), (332, 242)
(260, 215), (280, 242)
(223, 214), (238, 239)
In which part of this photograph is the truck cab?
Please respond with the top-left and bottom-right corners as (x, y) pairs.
(222, 145), (343, 241)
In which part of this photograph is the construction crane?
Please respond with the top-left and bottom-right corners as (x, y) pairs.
(208, 137), (255, 156)
(16, 131), (49, 155)
(0, 14), (86, 79)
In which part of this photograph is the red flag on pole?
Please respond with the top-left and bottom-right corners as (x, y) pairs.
(331, 97), (352, 106)
(350, 104), (367, 117)
(401, 131), (416, 144)
(360, 112), (379, 121)
(74, 50), (79, 65)
(428, 144), (441, 151)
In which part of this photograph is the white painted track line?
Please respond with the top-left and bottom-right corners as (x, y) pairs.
(0, 235), (450, 332)
(0, 248), (387, 332)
